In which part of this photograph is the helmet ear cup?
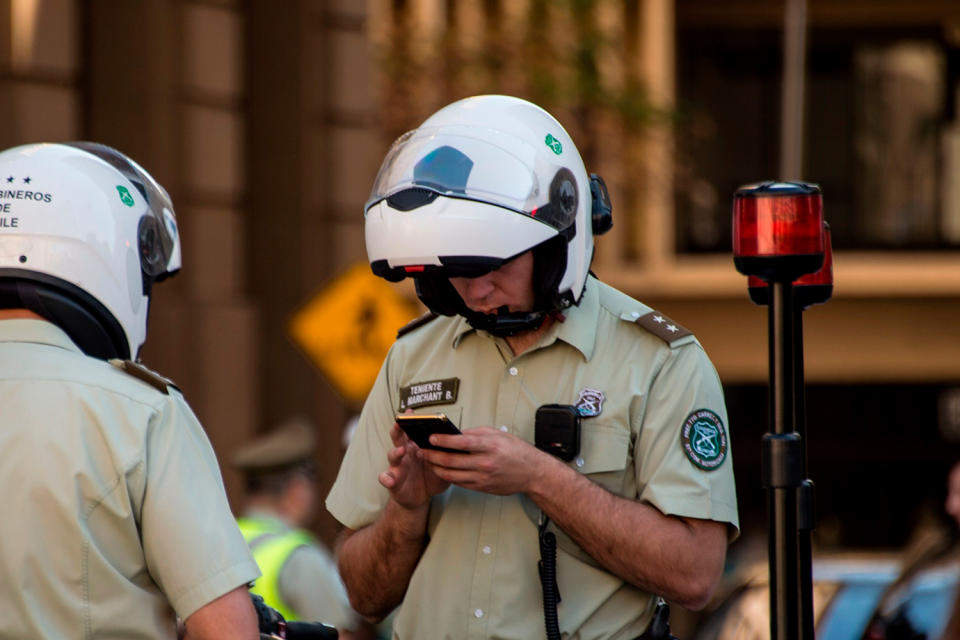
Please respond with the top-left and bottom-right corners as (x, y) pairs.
(138, 215), (164, 298)
(535, 169), (579, 238)
(138, 216), (165, 275)
(551, 168), (578, 226)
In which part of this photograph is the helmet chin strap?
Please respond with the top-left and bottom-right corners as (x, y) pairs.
(463, 305), (547, 337)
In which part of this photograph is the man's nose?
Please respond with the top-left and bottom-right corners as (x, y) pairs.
(462, 273), (494, 300)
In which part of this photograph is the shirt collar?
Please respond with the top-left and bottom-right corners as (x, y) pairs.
(540, 276), (599, 360)
(0, 318), (84, 353)
(452, 315), (475, 348)
(450, 275), (600, 360)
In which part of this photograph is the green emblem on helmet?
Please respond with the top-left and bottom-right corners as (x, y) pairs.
(545, 133), (563, 155)
(680, 409), (728, 471)
(116, 185), (135, 207)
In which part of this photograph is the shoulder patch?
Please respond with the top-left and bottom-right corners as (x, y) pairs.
(396, 311), (439, 339)
(632, 310), (694, 347)
(108, 359), (178, 394)
(681, 409), (728, 471)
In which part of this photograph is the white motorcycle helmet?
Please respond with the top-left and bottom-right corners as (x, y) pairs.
(365, 94), (611, 335)
(0, 142), (181, 360)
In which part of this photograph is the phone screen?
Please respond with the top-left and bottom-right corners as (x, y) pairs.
(395, 413), (467, 453)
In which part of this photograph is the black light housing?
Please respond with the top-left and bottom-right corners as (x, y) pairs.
(748, 222), (833, 308)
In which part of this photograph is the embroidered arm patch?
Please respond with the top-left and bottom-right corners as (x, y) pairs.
(681, 409), (728, 471)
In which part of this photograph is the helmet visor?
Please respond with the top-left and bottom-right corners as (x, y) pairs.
(65, 142), (180, 278)
(365, 127), (576, 233)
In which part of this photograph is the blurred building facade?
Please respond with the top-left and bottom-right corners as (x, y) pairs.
(2, 0), (960, 551)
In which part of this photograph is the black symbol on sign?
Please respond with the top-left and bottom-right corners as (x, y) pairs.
(356, 299), (377, 354)
(344, 297), (387, 359)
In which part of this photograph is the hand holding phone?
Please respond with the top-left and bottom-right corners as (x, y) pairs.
(395, 413), (467, 453)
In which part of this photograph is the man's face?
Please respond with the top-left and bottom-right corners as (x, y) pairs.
(449, 251), (536, 314)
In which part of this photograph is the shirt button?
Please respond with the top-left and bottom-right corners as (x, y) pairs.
(575, 456), (585, 468)
(499, 425), (508, 432)
(482, 545), (492, 555)
(474, 608), (484, 618)
(508, 366), (518, 376)
(630, 311), (640, 318)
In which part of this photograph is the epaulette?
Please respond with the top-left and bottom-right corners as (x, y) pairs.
(396, 311), (439, 339)
(108, 359), (179, 394)
(624, 309), (696, 348)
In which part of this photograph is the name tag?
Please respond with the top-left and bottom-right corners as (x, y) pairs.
(399, 377), (460, 411)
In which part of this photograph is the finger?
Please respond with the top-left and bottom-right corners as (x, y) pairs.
(389, 422), (408, 446)
(429, 433), (476, 452)
(432, 426), (508, 452)
(431, 466), (482, 488)
(386, 444), (408, 465)
(422, 448), (475, 470)
(378, 470), (397, 489)
(390, 409), (415, 443)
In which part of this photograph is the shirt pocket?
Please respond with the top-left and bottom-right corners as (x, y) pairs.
(575, 421), (632, 497)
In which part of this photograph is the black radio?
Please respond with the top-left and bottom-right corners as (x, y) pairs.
(534, 404), (581, 462)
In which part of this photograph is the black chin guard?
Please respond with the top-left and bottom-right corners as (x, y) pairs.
(466, 306), (548, 337)
(414, 276), (547, 336)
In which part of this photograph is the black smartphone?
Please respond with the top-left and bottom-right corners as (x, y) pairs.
(395, 413), (467, 453)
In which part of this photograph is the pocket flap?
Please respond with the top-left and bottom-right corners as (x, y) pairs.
(575, 423), (630, 474)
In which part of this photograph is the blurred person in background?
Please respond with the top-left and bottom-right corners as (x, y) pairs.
(935, 460), (960, 639)
(235, 416), (369, 638)
(0, 142), (260, 639)
(862, 460), (960, 639)
(327, 95), (739, 639)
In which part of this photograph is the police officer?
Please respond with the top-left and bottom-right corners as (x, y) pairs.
(326, 95), (740, 639)
(0, 142), (260, 639)
(234, 417), (363, 637)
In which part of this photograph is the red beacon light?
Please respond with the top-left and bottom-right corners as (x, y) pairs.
(748, 222), (833, 308)
(733, 181), (825, 282)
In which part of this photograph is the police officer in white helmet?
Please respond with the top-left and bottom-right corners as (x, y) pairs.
(0, 142), (261, 639)
(326, 95), (739, 639)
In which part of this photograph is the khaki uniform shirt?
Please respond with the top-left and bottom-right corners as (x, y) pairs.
(0, 319), (260, 639)
(327, 277), (739, 640)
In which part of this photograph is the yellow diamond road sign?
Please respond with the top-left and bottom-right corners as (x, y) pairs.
(290, 262), (420, 405)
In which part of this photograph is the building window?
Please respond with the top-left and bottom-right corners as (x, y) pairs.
(675, 24), (959, 252)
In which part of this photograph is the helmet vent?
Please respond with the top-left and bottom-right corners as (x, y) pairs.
(386, 188), (439, 211)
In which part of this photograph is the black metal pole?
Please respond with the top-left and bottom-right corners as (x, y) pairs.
(795, 309), (816, 639)
(764, 280), (802, 639)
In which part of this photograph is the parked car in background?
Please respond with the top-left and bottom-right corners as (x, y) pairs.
(692, 549), (960, 639)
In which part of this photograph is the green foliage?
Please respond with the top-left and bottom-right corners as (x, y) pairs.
(373, 0), (673, 139)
